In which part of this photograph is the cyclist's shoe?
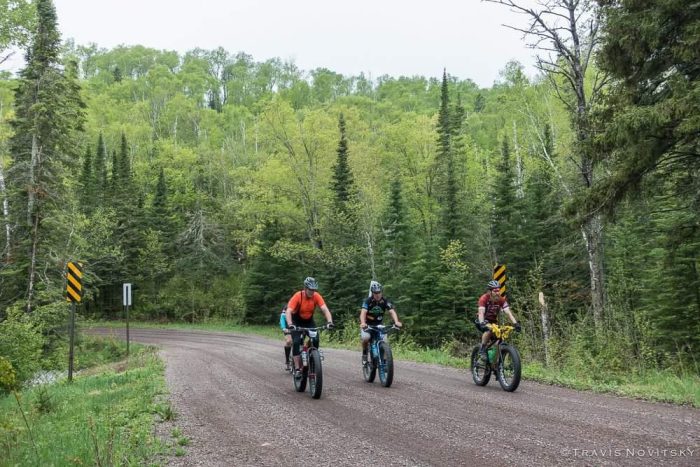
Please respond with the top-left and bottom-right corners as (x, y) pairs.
(293, 368), (303, 380)
(362, 350), (368, 365)
(479, 348), (489, 362)
(285, 361), (292, 372)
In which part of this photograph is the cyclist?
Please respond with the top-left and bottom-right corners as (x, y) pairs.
(279, 305), (292, 371)
(360, 281), (402, 365)
(285, 277), (334, 379)
(476, 280), (521, 361)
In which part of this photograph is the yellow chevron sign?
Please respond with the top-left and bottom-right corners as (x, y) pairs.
(66, 262), (83, 303)
(493, 264), (507, 295)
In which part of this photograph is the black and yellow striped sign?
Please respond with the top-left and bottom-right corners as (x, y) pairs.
(493, 264), (507, 296)
(66, 262), (83, 303)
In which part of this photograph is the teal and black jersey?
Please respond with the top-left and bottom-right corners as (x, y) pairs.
(361, 296), (394, 324)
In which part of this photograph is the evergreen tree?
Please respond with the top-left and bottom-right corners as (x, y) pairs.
(5, 0), (85, 309)
(243, 221), (300, 324)
(80, 144), (94, 213)
(118, 132), (131, 183)
(153, 167), (169, 229)
(434, 70), (465, 245)
(112, 65), (122, 82)
(93, 132), (108, 206)
(380, 178), (412, 291)
(331, 113), (354, 213)
(491, 138), (526, 277)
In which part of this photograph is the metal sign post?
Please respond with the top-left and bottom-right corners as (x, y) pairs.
(66, 262), (83, 383)
(123, 283), (132, 355)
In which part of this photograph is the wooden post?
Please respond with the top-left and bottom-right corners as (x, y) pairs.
(538, 292), (551, 366)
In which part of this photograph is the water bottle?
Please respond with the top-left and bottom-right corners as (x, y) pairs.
(301, 350), (308, 366)
(487, 348), (496, 363)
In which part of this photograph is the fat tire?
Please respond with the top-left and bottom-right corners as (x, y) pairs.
(378, 341), (394, 387)
(308, 349), (323, 399)
(496, 345), (521, 392)
(471, 345), (491, 386)
(363, 350), (377, 383)
(293, 363), (307, 393)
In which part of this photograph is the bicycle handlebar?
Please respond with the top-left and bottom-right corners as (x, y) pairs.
(287, 325), (331, 332)
(364, 324), (402, 332)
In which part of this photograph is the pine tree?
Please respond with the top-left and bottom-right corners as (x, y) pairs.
(93, 132), (108, 206)
(243, 221), (300, 324)
(491, 138), (526, 277)
(331, 113), (354, 213)
(80, 145), (94, 213)
(380, 178), (412, 287)
(6, 0), (85, 309)
(435, 70), (464, 245)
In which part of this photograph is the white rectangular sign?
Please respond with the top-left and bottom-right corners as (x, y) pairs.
(123, 283), (132, 306)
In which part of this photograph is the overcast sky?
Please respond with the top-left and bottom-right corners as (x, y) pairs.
(43, 0), (539, 88)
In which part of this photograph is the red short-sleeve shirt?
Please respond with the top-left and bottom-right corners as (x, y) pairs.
(478, 293), (509, 323)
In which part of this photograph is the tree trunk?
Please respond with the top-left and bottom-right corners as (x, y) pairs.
(0, 156), (9, 258)
(25, 135), (41, 311)
(581, 212), (605, 327)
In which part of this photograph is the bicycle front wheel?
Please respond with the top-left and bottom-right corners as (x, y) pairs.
(378, 341), (394, 387)
(308, 349), (323, 399)
(496, 345), (521, 392)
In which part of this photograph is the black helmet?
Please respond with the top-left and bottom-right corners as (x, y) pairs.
(304, 277), (318, 290)
(487, 280), (501, 290)
(370, 281), (383, 293)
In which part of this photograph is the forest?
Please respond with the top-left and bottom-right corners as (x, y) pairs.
(1, 0), (698, 389)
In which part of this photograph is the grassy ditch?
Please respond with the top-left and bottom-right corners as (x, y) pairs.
(0, 338), (180, 466)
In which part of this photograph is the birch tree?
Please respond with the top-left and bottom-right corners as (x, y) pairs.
(486, 0), (609, 327)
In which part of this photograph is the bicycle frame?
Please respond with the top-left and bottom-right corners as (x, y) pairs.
(292, 327), (324, 368)
(366, 325), (398, 373)
(484, 324), (514, 368)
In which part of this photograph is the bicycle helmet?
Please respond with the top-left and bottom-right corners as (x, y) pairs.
(370, 281), (383, 293)
(487, 280), (501, 290)
(304, 276), (318, 290)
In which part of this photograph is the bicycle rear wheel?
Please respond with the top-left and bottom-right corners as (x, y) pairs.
(363, 348), (377, 383)
(496, 345), (521, 392)
(470, 345), (491, 386)
(378, 341), (394, 387)
(293, 363), (307, 392)
(308, 349), (323, 399)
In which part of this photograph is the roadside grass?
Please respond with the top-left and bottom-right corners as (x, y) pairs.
(86, 319), (700, 407)
(0, 341), (173, 466)
(523, 361), (700, 407)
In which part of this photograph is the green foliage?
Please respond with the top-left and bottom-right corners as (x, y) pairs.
(0, 0), (35, 58)
(1, 0), (698, 387)
(0, 307), (43, 383)
(0, 356), (17, 393)
(0, 348), (168, 465)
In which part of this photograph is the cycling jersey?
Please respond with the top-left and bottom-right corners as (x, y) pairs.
(361, 296), (394, 324)
(478, 293), (510, 323)
(287, 291), (326, 320)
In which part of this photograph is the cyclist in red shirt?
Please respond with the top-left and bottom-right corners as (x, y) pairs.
(476, 280), (521, 361)
(285, 277), (334, 378)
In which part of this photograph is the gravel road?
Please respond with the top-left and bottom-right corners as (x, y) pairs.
(93, 327), (699, 466)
